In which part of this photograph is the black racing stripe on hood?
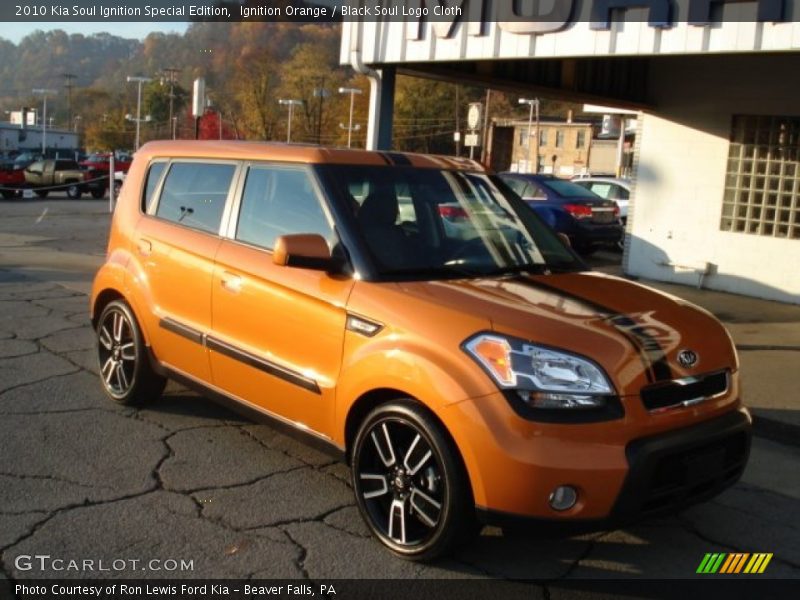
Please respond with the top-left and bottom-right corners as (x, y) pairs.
(510, 276), (674, 383)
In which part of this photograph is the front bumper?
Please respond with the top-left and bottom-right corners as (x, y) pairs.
(446, 389), (750, 526)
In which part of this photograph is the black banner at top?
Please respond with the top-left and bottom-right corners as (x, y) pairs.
(0, 0), (796, 25)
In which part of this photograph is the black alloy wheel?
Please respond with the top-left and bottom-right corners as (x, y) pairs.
(352, 400), (475, 560)
(96, 300), (165, 405)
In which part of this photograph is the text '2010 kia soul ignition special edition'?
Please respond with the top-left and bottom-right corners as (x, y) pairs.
(91, 141), (751, 560)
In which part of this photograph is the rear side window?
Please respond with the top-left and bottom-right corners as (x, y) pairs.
(142, 162), (167, 213)
(236, 165), (332, 250)
(503, 177), (527, 196)
(155, 162), (235, 234)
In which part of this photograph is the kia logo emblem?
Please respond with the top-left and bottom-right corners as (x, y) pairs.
(678, 349), (699, 368)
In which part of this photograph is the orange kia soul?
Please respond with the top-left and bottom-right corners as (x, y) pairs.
(91, 141), (751, 560)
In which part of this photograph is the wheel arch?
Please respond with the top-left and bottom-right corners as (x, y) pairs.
(91, 288), (125, 329)
(343, 388), (476, 508)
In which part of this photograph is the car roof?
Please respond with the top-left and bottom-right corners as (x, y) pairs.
(135, 141), (485, 171)
(499, 172), (554, 179)
(573, 176), (631, 186)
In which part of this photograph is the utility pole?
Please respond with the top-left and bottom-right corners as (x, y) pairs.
(161, 67), (180, 139)
(518, 97), (540, 174)
(314, 79), (330, 145)
(481, 89), (492, 165)
(338, 87), (362, 148)
(126, 76), (152, 151)
(455, 85), (461, 156)
(32, 88), (57, 155)
(278, 99), (302, 142)
(63, 73), (76, 128)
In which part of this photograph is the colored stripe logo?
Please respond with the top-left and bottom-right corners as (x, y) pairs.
(697, 553), (773, 574)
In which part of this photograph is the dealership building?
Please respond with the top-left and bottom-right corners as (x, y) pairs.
(341, 0), (800, 303)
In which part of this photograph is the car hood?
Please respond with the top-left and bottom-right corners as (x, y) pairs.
(394, 271), (736, 395)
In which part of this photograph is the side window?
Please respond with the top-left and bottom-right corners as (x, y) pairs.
(236, 165), (332, 250)
(503, 177), (527, 196)
(155, 162), (235, 234)
(525, 183), (547, 200)
(142, 162), (167, 213)
(589, 183), (612, 199)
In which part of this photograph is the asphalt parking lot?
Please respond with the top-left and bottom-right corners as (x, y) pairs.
(0, 196), (798, 588)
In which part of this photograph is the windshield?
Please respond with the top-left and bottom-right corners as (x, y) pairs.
(541, 178), (602, 198)
(325, 165), (582, 280)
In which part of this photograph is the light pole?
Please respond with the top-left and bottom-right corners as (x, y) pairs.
(278, 99), (302, 143)
(32, 88), (57, 155)
(161, 67), (180, 140)
(338, 87), (362, 148)
(518, 97), (540, 174)
(127, 76), (152, 150)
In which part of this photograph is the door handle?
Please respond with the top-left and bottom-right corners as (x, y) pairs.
(137, 239), (152, 256)
(221, 271), (243, 293)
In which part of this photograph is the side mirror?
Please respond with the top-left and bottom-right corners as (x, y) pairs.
(558, 233), (572, 248)
(273, 234), (336, 271)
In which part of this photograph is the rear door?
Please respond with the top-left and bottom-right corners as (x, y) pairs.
(209, 163), (353, 437)
(133, 159), (239, 382)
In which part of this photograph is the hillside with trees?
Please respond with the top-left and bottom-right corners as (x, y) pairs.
(0, 22), (581, 155)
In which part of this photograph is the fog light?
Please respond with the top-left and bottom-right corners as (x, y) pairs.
(549, 485), (577, 511)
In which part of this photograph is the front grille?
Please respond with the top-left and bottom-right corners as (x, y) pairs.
(640, 431), (748, 515)
(640, 370), (729, 413)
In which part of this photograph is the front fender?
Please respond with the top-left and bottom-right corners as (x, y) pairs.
(333, 333), (496, 446)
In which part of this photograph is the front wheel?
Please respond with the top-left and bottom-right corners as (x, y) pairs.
(96, 299), (166, 405)
(35, 190), (48, 198)
(90, 188), (105, 199)
(351, 400), (476, 561)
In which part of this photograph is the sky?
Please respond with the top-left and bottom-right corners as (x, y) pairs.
(3, 22), (189, 44)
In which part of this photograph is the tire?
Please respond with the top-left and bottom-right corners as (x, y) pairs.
(1, 190), (17, 199)
(90, 188), (105, 199)
(35, 190), (48, 199)
(114, 180), (122, 196)
(351, 399), (476, 561)
(66, 182), (81, 199)
(95, 299), (166, 405)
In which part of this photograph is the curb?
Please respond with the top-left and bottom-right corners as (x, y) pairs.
(752, 414), (800, 448)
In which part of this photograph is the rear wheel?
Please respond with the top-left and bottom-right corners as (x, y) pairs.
(35, 190), (48, 199)
(90, 187), (105, 199)
(96, 299), (165, 405)
(66, 182), (81, 199)
(352, 400), (476, 561)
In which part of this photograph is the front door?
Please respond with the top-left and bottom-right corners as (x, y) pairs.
(209, 164), (353, 437)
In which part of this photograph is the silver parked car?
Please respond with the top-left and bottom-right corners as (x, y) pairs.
(572, 176), (631, 224)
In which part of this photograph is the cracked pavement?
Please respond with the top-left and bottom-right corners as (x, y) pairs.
(0, 198), (798, 586)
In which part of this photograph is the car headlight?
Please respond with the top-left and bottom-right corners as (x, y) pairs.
(463, 333), (615, 409)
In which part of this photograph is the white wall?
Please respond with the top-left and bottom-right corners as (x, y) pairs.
(625, 55), (800, 304)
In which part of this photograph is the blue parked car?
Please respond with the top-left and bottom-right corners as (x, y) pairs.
(498, 173), (623, 255)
